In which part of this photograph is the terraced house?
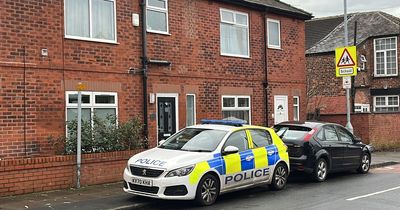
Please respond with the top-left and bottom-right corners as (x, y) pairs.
(0, 0), (310, 196)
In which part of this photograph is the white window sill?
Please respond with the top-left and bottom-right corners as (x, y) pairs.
(268, 45), (282, 50)
(373, 74), (398, 78)
(220, 53), (250, 59)
(147, 29), (171, 36)
(65, 35), (119, 45)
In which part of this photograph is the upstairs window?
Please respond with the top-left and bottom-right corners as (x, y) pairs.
(65, 0), (117, 42)
(267, 19), (281, 49)
(220, 9), (249, 58)
(374, 95), (399, 112)
(374, 37), (398, 77)
(147, 0), (168, 34)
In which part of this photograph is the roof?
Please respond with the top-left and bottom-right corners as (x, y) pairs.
(306, 11), (400, 54)
(223, 0), (312, 20)
(243, 0), (312, 19)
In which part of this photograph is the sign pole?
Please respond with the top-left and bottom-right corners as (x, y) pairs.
(344, 0), (354, 133)
(76, 82), (85, 189)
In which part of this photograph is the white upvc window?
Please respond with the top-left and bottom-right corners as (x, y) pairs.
(267, 19), (281, 49)
(64, 0), (117, 43)
(66, 91), (118, 125)
(220, 8), (249, 58)
(293, 96), (299, 121)
(373, 95), (399, 112)
(354, 103), (370, 113)
(186, 94), (196, 126)
(146, 0), (169, 34)
(374, 37), (398, 77)
(222, 95), (251, 124)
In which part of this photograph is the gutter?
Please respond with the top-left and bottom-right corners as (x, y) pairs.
(263, 11), (269, 126)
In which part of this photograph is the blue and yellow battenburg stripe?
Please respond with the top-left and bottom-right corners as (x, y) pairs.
(188, 145), (282, 185)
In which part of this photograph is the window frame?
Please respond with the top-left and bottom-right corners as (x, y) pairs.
(186, 94), (196, 126)
(222, 130), (249, 153)
(373, 95), (399, 112)
(219, 8), (250, 58)
(221, 95), (251, 124)
(146, 0), (169, 35)
(354, 103), (370, 113)
(293, 96), (300, 121)
(65, 91), (118, 127)
(373, 36), (398, 77)
(267, 18), (281, 49)
(248, 129), (272, 148)
(64, 0), (118, 44)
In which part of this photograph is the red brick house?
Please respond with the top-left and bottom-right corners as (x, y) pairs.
(0, 0), (310, 195)
(306, 12), (400, 149)
(0, 0), (311, 159)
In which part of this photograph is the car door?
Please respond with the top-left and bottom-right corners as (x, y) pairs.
(318, 125), (345, 170)
(248, 129), (274, 184)
(337, 126), (362, 168)
(222, 130), (254, 190)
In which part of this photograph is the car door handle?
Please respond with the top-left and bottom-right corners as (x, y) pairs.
(245, 156), (254, 161)
(267, 150), (275, 156)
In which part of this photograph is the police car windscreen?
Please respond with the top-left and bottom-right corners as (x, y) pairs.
(275, 125), (311, 141)
(158, 128), (228, 152)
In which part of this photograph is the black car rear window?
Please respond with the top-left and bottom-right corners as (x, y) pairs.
(274, 125), (312, 141)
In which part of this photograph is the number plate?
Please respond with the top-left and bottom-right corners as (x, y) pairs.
(132, 178), (153, 187)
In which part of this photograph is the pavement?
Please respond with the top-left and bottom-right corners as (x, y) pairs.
(0, 151), (399, 210)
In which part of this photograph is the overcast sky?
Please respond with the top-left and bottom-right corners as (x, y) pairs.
(281, 0), (400, 18)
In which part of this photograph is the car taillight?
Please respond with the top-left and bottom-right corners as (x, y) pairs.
(304, 128), (317, 142)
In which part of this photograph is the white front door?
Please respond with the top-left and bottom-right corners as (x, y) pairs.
(274, 95), (288, 124)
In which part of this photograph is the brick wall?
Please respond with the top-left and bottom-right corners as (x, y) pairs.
(319, 113), (400, 150)
(0, 150), (142, 197)
(1, 0), (308, 188)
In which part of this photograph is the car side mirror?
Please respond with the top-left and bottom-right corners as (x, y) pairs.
(353, 136), (362, 143)
(223, 146), (239, 155)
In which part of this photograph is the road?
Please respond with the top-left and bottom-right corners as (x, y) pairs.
(8, 164), (400, 210)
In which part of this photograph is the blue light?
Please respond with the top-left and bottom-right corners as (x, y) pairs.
(200, 119), (247, 126)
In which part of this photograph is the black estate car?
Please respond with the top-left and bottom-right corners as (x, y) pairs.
(274, 121), (372, 182)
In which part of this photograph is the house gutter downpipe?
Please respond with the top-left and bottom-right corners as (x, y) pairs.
(140, 0), (149, 147)
(344, 0), (354, 133)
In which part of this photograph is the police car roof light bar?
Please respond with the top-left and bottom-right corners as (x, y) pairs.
(200, 119), (247, 127)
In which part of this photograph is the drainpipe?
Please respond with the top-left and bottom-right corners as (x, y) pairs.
(263, 11), (269, 126)
(140, 0), (149, 148)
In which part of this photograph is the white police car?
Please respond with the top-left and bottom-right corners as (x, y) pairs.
(123, 120), (289, 206)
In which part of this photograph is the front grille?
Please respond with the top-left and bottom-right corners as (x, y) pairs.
(288, 145), (303, 157)
(130, 166), (164, 177)
(129, 183), (159, 194)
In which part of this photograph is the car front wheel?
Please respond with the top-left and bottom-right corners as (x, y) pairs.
(270, 163), (288, 190)
(195, 174), (220, 206)
(357, 153), (370, 174)
(313, 158), (328, 182)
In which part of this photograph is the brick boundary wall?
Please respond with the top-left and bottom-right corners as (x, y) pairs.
(0, 150), (143, 197)
(319, 113), (400, 150)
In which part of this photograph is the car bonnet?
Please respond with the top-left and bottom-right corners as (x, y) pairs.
(128, 147), (214, 171)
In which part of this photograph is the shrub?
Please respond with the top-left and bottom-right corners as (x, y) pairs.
(48, 115), (145, 155)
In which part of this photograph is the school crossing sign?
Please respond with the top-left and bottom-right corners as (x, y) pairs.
(335, 46), (357, 77)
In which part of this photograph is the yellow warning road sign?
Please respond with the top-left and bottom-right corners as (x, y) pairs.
(335, 46), (357, 77)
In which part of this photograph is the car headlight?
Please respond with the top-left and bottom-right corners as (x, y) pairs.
(165, 165), (194, 178)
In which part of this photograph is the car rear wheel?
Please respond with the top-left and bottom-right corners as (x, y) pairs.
(195, 174), (220, 206)
(357, 153), (370, 174)
(270, 163), (288, 190)
(313, 158), (328, 182)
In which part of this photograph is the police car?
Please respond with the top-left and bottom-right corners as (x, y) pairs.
(123, 120), (289, 206)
